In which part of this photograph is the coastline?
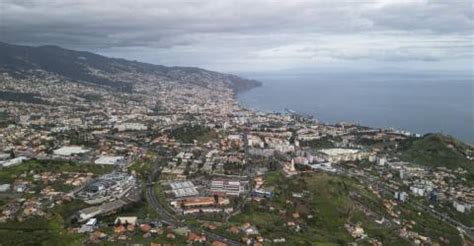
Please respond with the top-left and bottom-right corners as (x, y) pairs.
(233, 82), (474, 146)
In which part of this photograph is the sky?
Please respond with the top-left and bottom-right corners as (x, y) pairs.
(1, 0), (473, 75)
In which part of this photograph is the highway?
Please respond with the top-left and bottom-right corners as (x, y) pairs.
(145, 156), (473, 244)
(146, 171), (241, 245)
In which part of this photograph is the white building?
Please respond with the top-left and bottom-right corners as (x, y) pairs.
(78, 207), (103, 222)
(247, 135), (264, 148)
(1, 156), (28, 167)
(319, 148), (367, 162)
(53, 146), (89, 156)
(0, 153), (10, 160)
(79, 218), (98, 233)
(169, 181), (199, 198)
(227, 134), (241, 141)
(115, 216), (138, 225)
(94, 156), (125, 165)
(115, 122), (147, 131)
(394, 191), (408, 202)
(453, 200), (472, 213)
(0, 184), (10, 192)
(210, 179), (248, 196)
(308, 162), (336, 173)
(377, 157), (388, 166)
(409, 186), (425, 196)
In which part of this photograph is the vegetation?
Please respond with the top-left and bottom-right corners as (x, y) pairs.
(169, 124), (217, 144)
(230, 172), (406, 245)
(300, 136), (336, 149)
(53, 200), (89, 224)
(128, 152), (162, 178)
(154, 183), (175, 216)
(125, 234), (188, 245)
(0, 215), (85, 245)
(0, 91), (50, 105)
(78, 93), (102, 102)
(0, 111), (8, 120)
(229, 171), (461, 245)
(150, 102), (165, 116)
(399, 203), (462, 245)
(101, 198), (159, 224)
(0, 159), (114, 183)
(129, 160), (154, 177)
(0, 111), (14, 127)
(0, 159), (117, 245)
(445, 207), (474, 227)
(399, 134), (474, 173)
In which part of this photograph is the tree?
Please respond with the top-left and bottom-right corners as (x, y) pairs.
(9, 149), (15, 159)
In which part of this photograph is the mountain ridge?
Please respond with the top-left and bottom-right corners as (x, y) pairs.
(0, 42), (261, 94)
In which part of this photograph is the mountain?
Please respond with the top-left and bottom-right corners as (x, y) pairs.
(0, 42), (261, 94)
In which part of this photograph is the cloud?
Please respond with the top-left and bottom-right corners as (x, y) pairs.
(253, 34), (473, 62)
(365, 0), (473, 34)
(0, 0), (472, 73)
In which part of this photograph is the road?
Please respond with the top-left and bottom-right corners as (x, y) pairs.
(340, 168), (474, 240)
(146, 170), (242, 245)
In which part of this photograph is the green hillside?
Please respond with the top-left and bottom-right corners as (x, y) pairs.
(226, 171), (462, 245)
(399, 134), (473, 173)
(229, 172), (409, 245)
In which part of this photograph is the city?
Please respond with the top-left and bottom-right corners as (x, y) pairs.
(0, 42), (473, 245)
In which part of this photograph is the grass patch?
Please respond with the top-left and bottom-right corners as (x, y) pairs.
(399, 134), (474, 173)
(0, 215), (85, 245)
(400, 203), (462, 245)
(128, 160), (154, 178)
(0, 91), (50, 105)
(300, 136), (336, 149)
(154, 183), (175, 216)
(230, 172), (375, 244)
(169, 124), (217, 144)
(0, 159), (114, 183)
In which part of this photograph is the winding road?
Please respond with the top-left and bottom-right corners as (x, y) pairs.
(146, 170), (241, 245)
(341, 168), (474, 241)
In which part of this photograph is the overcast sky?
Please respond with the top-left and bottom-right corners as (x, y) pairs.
(1, 0), (473, 75)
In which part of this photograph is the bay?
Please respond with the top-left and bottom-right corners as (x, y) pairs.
(237, 74), (474, 143)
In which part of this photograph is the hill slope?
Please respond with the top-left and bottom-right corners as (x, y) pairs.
(399, 133), (474, 173)
(0, 42), (261, 94)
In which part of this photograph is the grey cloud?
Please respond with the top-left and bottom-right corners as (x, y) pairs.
(0, 0), (472, 72)
(364, 1), (473, 34)
(2, 0), (472, 49)
(327, 45), (473, 62)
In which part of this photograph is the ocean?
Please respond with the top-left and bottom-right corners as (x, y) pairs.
(237, 74), (474, 143)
